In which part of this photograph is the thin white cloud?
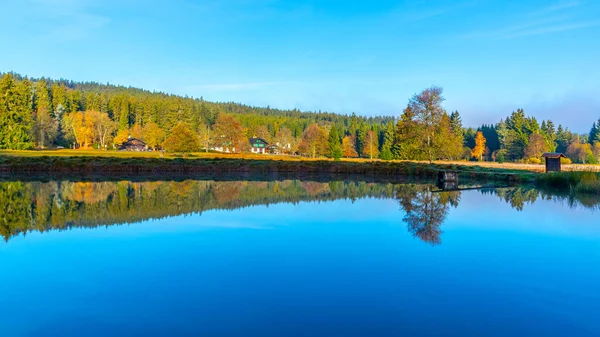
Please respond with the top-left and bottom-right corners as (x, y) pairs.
(463, 1), (596, 40)
(26, 0), (109, 41)
(533, 0), (583, 15)
(185, 81), (300, 92)
(499, 21), (599, 39)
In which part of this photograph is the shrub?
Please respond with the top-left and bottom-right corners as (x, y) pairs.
(526, 157), (542, 164)
(576, 173), (600, 194)
(496, 151), (505, 164)
(560, 157), (572, 165)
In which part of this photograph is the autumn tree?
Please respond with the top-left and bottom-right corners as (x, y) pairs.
(63, 112), (94, 148)
(342, 136), (358, 158)
(471, 131), (486, 161)
(408, 86), (447, 162)
(566, 140), (594, 164)
(113, 129), (129, 147)
(252, 125), (272, 143)
(87, 110), (116, 148)
(130, 123), (143, 140)
(328, 125), (343, 160)
(162, 122), (201, 152)
(362, 130), (380, 159)
(211, 114), (246, 153)
(143, 122), (166, 150)
(274, 127), (295, 153)
(298, 123), (328, 158)
(523, 133), (547, 160)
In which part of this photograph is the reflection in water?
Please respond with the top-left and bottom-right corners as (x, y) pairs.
(0, 179), (598, 243)
(397, 185), (461, 245)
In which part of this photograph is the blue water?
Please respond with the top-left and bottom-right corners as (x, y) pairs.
(1, 182), (599, 336)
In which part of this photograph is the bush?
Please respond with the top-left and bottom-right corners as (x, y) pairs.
(575, 172), (600, 194)
(526, 157), (542, 164)
(496, 151), (505, 164)
(560, 157), (572, 165)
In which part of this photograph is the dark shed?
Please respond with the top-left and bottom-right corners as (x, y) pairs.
(119, 138), (147, 151)
(542, 153), (566, 172)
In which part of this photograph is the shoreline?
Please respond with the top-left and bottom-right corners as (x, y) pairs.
(0, 154), (534, 183)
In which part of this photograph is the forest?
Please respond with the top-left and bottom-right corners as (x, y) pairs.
(1, 72), (599, 164)
(0, 179), (589, 244)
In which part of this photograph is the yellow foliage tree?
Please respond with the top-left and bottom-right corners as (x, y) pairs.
(64, 112), (94, 148)
(471, 131), (486, 161)
(113, 129), (129, 147)
(142, 122), (166, 150)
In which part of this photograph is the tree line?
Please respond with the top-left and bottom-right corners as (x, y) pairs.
(1, 72), (599, 163)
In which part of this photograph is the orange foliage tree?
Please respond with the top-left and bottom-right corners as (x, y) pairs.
(471, 131), (486, 161)
(342, 135), (358, 157)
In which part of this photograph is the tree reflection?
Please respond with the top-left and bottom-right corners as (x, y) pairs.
(0, 179), (396, 242)
(0, 179), (597, 243)
(396, 185), (460, 245)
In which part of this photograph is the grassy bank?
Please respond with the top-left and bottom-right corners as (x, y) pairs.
(535, 171), (600, 195)
(3, 150), (600, 194)
(0, 151), (534, 184)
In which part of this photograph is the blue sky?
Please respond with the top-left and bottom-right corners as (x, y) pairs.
(1, 0), (599, 131)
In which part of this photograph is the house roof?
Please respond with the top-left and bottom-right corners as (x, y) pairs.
(249, 137), (268, 145)
(122, 138), (146, 145)
(542, 152), (565, 159)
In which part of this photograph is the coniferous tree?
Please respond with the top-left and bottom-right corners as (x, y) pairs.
(379, 121), (394, 160)
(327, 125), (343, 160)
(449, 111), (463, 137)
(0, 74), (34, 149)
(589, 121), (600, 145)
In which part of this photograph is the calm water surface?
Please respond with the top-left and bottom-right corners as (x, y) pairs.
(0, 180), (599, 337)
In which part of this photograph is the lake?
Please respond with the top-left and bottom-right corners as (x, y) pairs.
(1, 179), (599, 337)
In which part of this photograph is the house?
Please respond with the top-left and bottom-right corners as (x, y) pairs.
(119, 138), (147, 151)
(542, 153), (566, 172)
(249, 137), (268, 154)
(267, 144), (281, 155)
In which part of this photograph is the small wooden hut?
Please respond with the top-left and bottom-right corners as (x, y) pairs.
(119, 138), (147, 151)
(542, 153), (565, 172)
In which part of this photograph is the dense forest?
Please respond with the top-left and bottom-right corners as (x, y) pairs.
(1, 72), (598, 163)
(1, 179), (595, 244)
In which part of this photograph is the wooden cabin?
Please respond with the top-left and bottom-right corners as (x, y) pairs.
(542, 153), (565, 172)
(119, 138), (147, 151)
(249, 137), (268, 154)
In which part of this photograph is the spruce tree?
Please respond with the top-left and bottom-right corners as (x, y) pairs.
(328, 125), (342, 160)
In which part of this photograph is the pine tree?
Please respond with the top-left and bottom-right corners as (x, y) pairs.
(589, 121), (600, 145)
(33, 80), (58, 148)
(379, 121), (394, 160)
(449, 111), (463, 137)
(327, 125), (342, 160)
(0, 74), (34, 149)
